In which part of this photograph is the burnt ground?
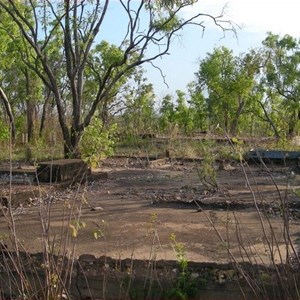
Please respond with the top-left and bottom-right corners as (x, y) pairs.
(1, 156), (300, 265)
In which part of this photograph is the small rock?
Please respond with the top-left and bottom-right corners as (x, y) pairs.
(224, 164), (236, 171)
(175, 195), (181, 201)
(91, 206), (104, 211)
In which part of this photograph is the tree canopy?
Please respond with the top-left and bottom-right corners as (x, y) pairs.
(1, 1), (300, 158)
(0, 0), (234, 157)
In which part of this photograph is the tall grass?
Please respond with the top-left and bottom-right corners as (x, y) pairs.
(199, 142), (300, 299)
(0, 130), (87, 299)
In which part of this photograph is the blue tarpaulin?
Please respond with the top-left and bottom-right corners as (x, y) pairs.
(246, 150), (300, 160)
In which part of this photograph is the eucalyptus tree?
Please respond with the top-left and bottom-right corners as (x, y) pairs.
(0, 8), (21, 141)
(0, 6), (43, 143)
(195, 47), (261, 135)
(159, 91), (189, 134)
(173, 90), (194, 134)
(261, 33), (300, 137)
(122, 74), (157, 137)
(159, 94), (176, 132)
(186, 82), (208, 132)
(159, 88), (207, 134)
(0, 0), (234, 157)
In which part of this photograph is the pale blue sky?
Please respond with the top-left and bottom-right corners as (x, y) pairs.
(101, 0), (300, 99)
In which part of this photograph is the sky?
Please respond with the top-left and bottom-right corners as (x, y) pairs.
(143, 0), (300, 99)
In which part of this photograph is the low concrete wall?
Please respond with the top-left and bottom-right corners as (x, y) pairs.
(36, 159), (90, 183)
(0, 252), (292, 299)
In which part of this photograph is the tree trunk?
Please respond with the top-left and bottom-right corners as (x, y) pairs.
(101, 100), (109, 127)
(24, 69), (38, 142)
(287, 109), (298, 137)
(0, 87), (16, 141)
(258, 100), (281, 138)
(39, 90), (52, 137)
(230, 99), (245, 135)
(63, 126), (83, 158)
(26, 101), (35, 142)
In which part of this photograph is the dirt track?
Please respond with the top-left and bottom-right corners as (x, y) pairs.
(1, 157), (300, 264)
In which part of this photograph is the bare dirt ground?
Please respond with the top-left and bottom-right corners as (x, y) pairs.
(1, 157), (300, 265)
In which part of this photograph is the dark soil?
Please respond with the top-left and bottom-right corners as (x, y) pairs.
(0, 156), (300, 264)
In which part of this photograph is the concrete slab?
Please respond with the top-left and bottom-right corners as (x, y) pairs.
(36, 159), (90, 183)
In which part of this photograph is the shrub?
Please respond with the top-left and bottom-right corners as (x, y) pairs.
(80, 118), (118, 167)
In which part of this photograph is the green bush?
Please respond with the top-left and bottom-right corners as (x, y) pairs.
(0, 120), (9, 141)
(168, 233), (197, 300)
(80, 118), (118, 167)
